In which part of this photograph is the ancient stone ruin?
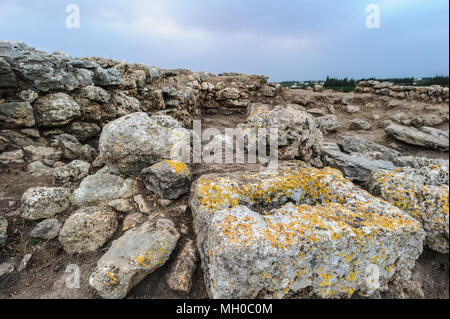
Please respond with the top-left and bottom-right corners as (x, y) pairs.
(0, 41), (448, 299)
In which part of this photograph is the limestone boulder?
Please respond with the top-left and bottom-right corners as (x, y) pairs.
(89, 219), (179, 299)
(190, 163), (424, 299)
(73, 170), (138, 206)
(385, 123), (449, 151)
(140, 160), (192, 200)
(20, 187), (72, 221)
(98, 113), (192, 176)
(33, 93), (80, 127)
(59, 206), (118, 254)
(368, 164), (449, 254)
(0, 102), (35, 128)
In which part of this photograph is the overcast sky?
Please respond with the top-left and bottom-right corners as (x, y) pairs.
(0, 0), (448, 81)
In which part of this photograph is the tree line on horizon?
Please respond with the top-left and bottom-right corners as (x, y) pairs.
(280, 75), (449, 92)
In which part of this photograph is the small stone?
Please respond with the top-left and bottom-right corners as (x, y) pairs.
(167, 240), (198, 293)
(59, 206), (118, 255)
(109, 199), (134, 213)
(343, 104), (360, 114)
(0, 216), (7, 247)
(134, 195), (151, 214)
(349, 118), (371, 131)
(20, 187), (72, 221)
(30, 219), (61, 240)
(73, 171), (138, 206)
(0, 149), (25, 165)
(122, 212), (147, 231)
(18, 254), (33, 272)
(140, 161), (192, 200)
(0, 263), (14, 279)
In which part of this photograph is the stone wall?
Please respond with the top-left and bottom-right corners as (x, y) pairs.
(355, 80), (449, 104)
(0, 41), (279, 143)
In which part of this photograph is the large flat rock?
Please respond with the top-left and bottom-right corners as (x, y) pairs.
(190, 162), (425, 298)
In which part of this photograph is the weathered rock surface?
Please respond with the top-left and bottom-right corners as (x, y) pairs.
(23, 145), (62, 164)
(140, 160), (192, 200)
(315, 115), (339, 135)
(237, 104), (323, 162)
(73, 170), (138, 206)
(33, 93), (80, 127)
(59, 206), (118, 254)
(0, 149), (25, 165)
(98, 113), (192, 176)
(190, 163), (424, 298)
(51, 160), (91, 183)
(368, 164), (449, 254)
(349, 118), (371, 131)
(0, 216), (7, 247)
(57, 134), (83, 160)
(89, 219), (179, 299)
(385, 123), (449, 151)
(20, 187), (72, 221)
(321, 143), (395, 182)
(167, 240), (198, 293)
(0, 102), (36, 128)
(30, 218), (61, 240)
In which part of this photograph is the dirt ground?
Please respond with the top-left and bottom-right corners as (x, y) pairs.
(0, 88), (448, 299)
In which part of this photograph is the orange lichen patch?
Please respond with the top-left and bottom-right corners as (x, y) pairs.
(165, 160), (190, 175)
(214, 202), (418, 250)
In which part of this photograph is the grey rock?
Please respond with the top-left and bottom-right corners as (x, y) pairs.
(57, 134), (83, 160)
(109, 199), (134, 213)
(368, 164), (449, 253)
(349, 118), (371, 130)
(315, 115), (339, 134)
(0, 57), (17, 96)
(343, 104), (360, 113)
(73, 171), (138, 206)
(59, 206), (118, 254)
(30, 218), (61, 240)
(190, 164), (424, 298)
(385, 123), (449, 151)
(0, 262), (14, 278)
(411, 114), (444, 128)
(0, 41), (79, 92)
(0, 149), (25, 165)
(98, 113), (191, 176)
(140, 161), (192, 200)
(27, 161), (51, 176)
(81, 85), (110, 103)
(18, 254), (32, 271)
(68, 122), (101, 141)
(0, 102), (35, 128)
(89, 219), (179, 299)
(340, 136), (400, 161)
(419, 127), (449, 140)
(17, 89), (38, 103)
(0, 216), (7, 247)
(167, 240), (198, 293)
(33, 93), (80, 127)
(51, 160), (91, 183)
(322, 145), (395, 182)
(237, 104), (323, 162)
(20, 187), (72, 221)
(23, 145), (62, 164)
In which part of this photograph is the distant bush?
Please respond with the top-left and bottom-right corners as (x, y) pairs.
(281, 75), (449, 92)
